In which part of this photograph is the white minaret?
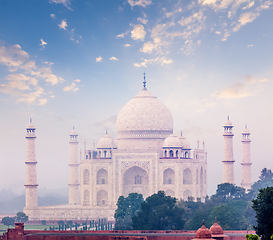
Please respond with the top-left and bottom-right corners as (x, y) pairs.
(241, 125), (252, 190)
(25, 119), (38, 209)
(222, 117), (235, 184)
(69, 127), (80, 204)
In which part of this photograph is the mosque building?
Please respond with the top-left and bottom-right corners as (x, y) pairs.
(23, 79), (208, 221)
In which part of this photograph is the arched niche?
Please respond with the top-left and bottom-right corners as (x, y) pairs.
(163, 168), (175, 184)
(97, 190), (108, 206)
(97, 168), (108, 184)
(165, 189), (175, 197)
(169, 150), (174, 157)
(83, 169), (89, 185)
(183, 189), (192, 200)
(123, 166), (149, 198)
(83, 190), (89, 206)
(200, 167), (204, 197)
(183, 168), (192, 184)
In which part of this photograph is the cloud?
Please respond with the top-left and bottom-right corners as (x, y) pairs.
(63, 83), (79, 92)
(110, 56), (119, 61)
(0, 43), (66, 105)
(39, 99), (48, 105)
(74, 79), (81, 82)
(243, 1), (255, 9)
(137, 17), (148, 24)
(96, 56), (103, 62)
(131, 24), (146, 41)
(49, 0), (72, 10)
(117, 33), (125, 38)
(140, 41), (156, 53)
(39, 39), (47, 46)
(50, 14), (56, 18)
(127, 0), (152, 8)
(58, 19), (68, 30)
(247, 44), (253, 47)
(134, 57), (173, 67)
(124, 44), (131, 47)
(212, 75), (268, 99)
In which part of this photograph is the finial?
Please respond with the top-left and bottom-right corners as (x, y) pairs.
(106, 129), (108, 135)
(215, 217), (217, 222)
(143, 72), (147, 89)
(202, 220), (205, 225)
(245, 124), (247, 128)
(227, 116), (229, 120)
(73, 126), (74, 129)
(30, 118), (32, 123)
(181, 131), (182, 137)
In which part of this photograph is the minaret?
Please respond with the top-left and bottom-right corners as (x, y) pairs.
(241, 125), (252, 189)
(25, 119), (38, 209)
(222, 117), (235, 184)
(69, 127), (80, 204)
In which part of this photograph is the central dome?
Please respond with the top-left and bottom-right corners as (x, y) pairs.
(116, 89), (173, 139)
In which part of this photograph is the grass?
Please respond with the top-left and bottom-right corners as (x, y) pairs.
(0, 224), (58, 231)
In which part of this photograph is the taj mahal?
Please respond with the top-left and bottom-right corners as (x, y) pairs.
(23, 78), (252, 221)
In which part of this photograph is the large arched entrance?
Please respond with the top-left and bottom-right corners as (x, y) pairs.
(123, 166), (149, 198)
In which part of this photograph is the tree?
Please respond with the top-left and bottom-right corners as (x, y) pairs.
(15, 212), (28, 223)
(214, 183), (247, 201)
(114, 193), (144, 230)
(58, 220), (64, 226)
(1, 216), (15, 227)
(41, 220), (46, 225)
(252, 187), (273, 240)
(132, 191), (185, 230)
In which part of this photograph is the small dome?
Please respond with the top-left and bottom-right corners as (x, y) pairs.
(163, 134), (181, 147)
(195, 222), (212, 239)
(70, 128), (78, 136)
(224, 117), (233, 126)
(97, 134), (116, 149)
(180, 137), (191, 149)
(242, 125), (250, 134)
(210, 218), (226, 238)
(26, 119), (35, 129)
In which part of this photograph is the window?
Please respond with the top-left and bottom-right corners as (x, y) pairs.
(135, 175), (142, 184)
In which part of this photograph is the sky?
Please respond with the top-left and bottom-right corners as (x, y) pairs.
(0, 0), (272, 198)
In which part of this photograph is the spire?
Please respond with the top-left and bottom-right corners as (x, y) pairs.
(106, 129), (108, 135)
(181, 131), (182, 137)
(143, 72), (147, 90)
(30, 118), (32, 123)
(227, 116), (229, 120)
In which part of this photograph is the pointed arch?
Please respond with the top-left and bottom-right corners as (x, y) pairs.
(183, 168), (192, 184)
(97, 169), (108, 184)
(163, 168), (175, 184)
(97, 190), (108, 206)
(83, 190), (89, 205)
(83, 169), (89, 185)
(183, 189), (192, 200)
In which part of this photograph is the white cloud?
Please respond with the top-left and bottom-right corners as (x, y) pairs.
(215, 31), (221, 35)
(137, 17), (148, 24)
(0, 43), (67, 105)
(50, 14), (56, 18)
(63, 83), (79, 92)
(110, 56), (119, 61)
(127, 0), (152, 8)
(131, 24), (146, 41)
(39, 39), (47, 50)
(117, 33), (125, 38)
(39, 99), (48, 105)
(96, 56), (103, 62)
(134, 57), (173, 67)
(247, 44), (253, 47)
(140, 42), (156, 53)
(124, 44), (131, 47)
(243, 1), (255, 9)
(49, 0), (72, 10)
(74, 79), (81, 82)
(58, 19), (68, 30)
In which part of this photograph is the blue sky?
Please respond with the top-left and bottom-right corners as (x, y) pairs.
(0, 0), (272, 196)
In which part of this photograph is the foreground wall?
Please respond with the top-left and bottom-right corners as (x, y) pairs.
(1, 223), (255, 240)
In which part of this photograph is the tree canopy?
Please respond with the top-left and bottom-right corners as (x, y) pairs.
(15, 212), (28, 223)
(252, 187), (273, 240)
(114, 193), (144, 230)
(1, 216), (15, 227)
(132, 191), (185, 230)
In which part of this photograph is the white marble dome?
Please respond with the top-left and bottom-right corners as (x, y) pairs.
(224, 118), (233, 126)
(26, 121), (35, 129)
(163, 134), (181, 147)
(116, 89), (173, 139)
(97, 134), (116, 149)
(180, 137), (191, 149)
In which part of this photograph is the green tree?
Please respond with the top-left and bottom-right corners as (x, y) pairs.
(114, 193), (144, 230)
(252, 187), (273, 240)
(132, 191), (185, 230)
(58, 220), (64, 226)
(214, 183), (247, 201)
(15, 212), (28, 223)
(41, 220), (46, 225)
(249, 168), (273, 198)
(66, 220), (73, 227)
(1, 216), (15, 227)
